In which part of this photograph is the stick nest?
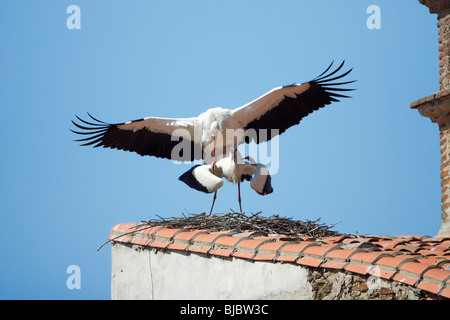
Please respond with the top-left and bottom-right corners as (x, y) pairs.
(143, 211), (342, 239)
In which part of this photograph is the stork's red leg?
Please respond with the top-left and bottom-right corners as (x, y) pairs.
(209, 190), (217, 215)
(208, 135), (217, 216)
(238, 180), (242, 212)
(211, 135), (217, 172)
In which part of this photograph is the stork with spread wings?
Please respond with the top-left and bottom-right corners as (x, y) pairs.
(72, 61), (355, 213)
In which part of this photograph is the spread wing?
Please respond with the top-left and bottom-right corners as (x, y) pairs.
(231, 61), (355, 143)
(71, 113), (203, 161)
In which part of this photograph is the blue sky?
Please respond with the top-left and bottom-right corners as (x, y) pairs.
(0, 1), (441, 299)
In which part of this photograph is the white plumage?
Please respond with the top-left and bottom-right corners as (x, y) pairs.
(179, 152), (272, 194)
(71, 61), (354, 213)
(178, 151), (273, 213)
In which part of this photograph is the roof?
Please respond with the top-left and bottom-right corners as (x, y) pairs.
(109, 223), (450, 299)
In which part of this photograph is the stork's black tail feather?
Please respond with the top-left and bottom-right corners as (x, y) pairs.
(179, 165), (210, 193)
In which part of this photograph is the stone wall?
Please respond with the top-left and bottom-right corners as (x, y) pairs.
(308, 269), (428, 300)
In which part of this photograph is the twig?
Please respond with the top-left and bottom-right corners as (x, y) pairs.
(97, 224), (151, 252)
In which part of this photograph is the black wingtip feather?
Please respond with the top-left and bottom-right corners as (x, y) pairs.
(71, 113), (112, 146)
(87, 112), (107, 124)
(75, 114), (104, 127)
(243, 60), (355, 144)
(314, 60), (334, 80)
(313, 60), (346, 82)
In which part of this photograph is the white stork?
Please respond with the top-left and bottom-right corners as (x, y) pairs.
(72, 61), (354, 213)
(179, 151), (273, 213)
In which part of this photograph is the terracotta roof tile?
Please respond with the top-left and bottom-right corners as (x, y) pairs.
(432, 236), (450, 242)
(344, 263), (371, 276)
(168, 242), (189, 251)
(376, 255), (418, 269)
(140, 225), (163, 235)
(393, 272), (420, 286)
(232, 250), (255, 259)
(275, 255), (299, 263)
(174, 229), (208, 241)
(214, 236), (245, 247)
(209, 248), (234, 257)
(253, 253), (277, 261)
(321, 260), (347, 270)
(424, 245), (449, 253)
(130, 237), (150, 246)
(417, 281), (442, 295)
(341, 237), (376, 245)
(423, 268), (450, 282)
(187, 244), (211, 254)
(279, 242), (317, 255)
(296, 256), (323, 268)
(109, 223), (450, 299)
(349, 251), (392, 264)
(150, 240), (171, 249)
(440, 287), (450, 299)
(321, 235), (351, 243)
(257, 241), (285, 252)
(236, 238), (272, 250)
(399, 262), (437, 276)
(377, 240), (408, 251)
(302, 243), (341, 257)
(190, 232), (227, 244)
(417, 257), (448, 266)
(154, 227), (182, 239)
(369, 265), (397, 280)
(111, 223), (139, 233)
(396, 245), (422, 253)
(418, 249), (441, 256)
(118, 236), (131, 243)
(325, 248), (359, 261)
(296, 236), (317, 242)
